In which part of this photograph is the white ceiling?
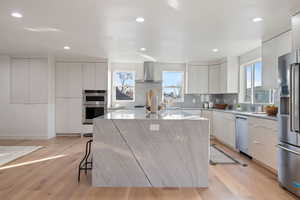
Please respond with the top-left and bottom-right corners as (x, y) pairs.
(0, 0), (300, 63)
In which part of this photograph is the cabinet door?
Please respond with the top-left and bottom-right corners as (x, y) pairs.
(209, 65), (220, 94)
(68, 98), (82, 133)
(11, 58), (30, 104)
(223, 113), (236, 148)
(262, 32), (291, 89)
(82, 63), (96, 90)
(55, 98), (69, 133)
(67, 63), (83, 98)
(29, 59), (48, 103)
(55, 63), (68, 98)
(219, 63), (227, 93)
(202, 110), (212, 135)
(95, 63), (108, 90)
(188, 66), (209, 94)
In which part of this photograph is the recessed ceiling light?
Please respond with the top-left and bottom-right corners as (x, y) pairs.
(63, 46), (71, 50)
(140, 47), (146, 51)
(11, 12), (23, 18)
(136, 17), (145, 23)
(212, 48), (219, 52)
(252, 17), (263, 22)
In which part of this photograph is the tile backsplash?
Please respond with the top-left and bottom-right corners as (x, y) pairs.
(178, 94), (238, 109)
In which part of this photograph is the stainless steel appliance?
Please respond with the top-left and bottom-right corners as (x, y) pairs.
(277, 41), (300, 195)
(236, 115), (250, 156)
(82, 90), (107, 124)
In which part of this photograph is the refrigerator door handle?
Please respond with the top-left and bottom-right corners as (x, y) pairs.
(277, 144), (300, 156)
(290, 64), (300, 133)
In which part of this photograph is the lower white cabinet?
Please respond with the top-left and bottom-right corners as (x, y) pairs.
(248, 117), (278, 170)
(201, 110), (213, 135)
(56, 98), (82, 134)
(212, 111), (236, 148)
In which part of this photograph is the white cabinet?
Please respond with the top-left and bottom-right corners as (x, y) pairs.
(248, 117), (278, 170)
(212, 111), (236, 148)
(201, 110), (213, 135)
(55, 62), (82, 98)
(262, 31), (292, 89)
(55, 98), (82, 134)
(220, 62), (227, 93)
(219, 57), (239, 93)
(209, 65), (220, 94)
(82, 62), (108, 90)
(187, 65), (209, 94)
(29, 59), (48, 103)
(11, 58), (48, 104)
(11, 58), (30, 104)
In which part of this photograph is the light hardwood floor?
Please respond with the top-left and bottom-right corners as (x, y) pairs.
(0, 137), (299, 200)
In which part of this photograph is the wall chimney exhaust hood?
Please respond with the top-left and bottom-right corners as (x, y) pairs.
(136, 61), (161, 83)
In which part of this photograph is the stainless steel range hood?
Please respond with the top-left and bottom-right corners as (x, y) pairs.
(136, 61), (161, 83)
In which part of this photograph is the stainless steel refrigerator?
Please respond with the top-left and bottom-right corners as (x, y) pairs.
(278, 13), (300, 196)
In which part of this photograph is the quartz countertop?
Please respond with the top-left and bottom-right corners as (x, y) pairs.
(97, 109), (206, 120)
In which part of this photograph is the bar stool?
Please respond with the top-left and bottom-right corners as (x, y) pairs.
(78, 136), (93, 182)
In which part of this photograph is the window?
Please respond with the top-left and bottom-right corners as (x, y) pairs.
(113, 71), (135, 101)
(162, 71), (184, 103)
(239, 60), (274, 104)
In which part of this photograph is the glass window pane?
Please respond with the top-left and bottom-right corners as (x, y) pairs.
(244, 65), (252, 102)
(254, 61), (262, 87)
(162, 71), (184, 103)
(114, 72), (135, 101)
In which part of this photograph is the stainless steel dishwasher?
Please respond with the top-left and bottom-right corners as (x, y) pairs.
(235, 115), (250, 156)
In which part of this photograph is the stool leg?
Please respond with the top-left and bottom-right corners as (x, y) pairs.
(85, 140), (92, 174)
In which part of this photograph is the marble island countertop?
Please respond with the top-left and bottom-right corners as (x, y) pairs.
(97, 109), (207, 120)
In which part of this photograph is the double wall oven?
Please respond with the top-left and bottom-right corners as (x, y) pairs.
(82, 90), (107, 124)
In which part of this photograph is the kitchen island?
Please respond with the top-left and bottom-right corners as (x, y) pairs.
(92, 109), (209, 187)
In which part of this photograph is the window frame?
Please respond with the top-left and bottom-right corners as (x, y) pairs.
(113, 70), (136, 103)
(239, 59), (274, 105)
(162, 70), (185, 103)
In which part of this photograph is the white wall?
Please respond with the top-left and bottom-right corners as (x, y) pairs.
(0, 56), (55, 139)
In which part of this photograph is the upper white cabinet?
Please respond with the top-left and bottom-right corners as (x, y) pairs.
(262, 31), (292, 89)
(187, 65), (209, 94)
(29, 59), (49, 103)
(209, 65), (220, 94)
(82, 62), (108, 90)
(11, 58), (48, 104)
(56, 62), (82, 98)
(219, 57), (239, 94)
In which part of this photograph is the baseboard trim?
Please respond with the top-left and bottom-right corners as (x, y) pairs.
(56, 133), (81, 137)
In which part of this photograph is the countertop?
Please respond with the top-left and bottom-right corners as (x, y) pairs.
(182, 108), (278, 121)
(97, 109), (207, 120)
(107, 107), (278, 121)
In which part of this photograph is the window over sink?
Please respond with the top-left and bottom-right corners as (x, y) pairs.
(162, 71), (184, 103)
(239, 60), (274, 104)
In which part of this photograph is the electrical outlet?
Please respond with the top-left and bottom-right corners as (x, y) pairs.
(150, 124), (160, 131)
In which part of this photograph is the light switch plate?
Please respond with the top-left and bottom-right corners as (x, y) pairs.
(150, 124), (160, 131)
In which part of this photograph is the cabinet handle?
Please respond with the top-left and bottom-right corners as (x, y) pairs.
(253, 141), (261, 144)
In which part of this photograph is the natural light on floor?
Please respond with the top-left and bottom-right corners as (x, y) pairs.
(0, 154), (67, 170)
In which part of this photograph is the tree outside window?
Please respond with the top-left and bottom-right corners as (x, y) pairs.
(162, 71), (184, 104)
(114, 71), (135, 101)
(239, 60), (274, 104)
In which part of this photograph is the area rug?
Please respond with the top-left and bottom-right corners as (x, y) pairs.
(0, 146), (43, 166)
(210, 144), (245, 166)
